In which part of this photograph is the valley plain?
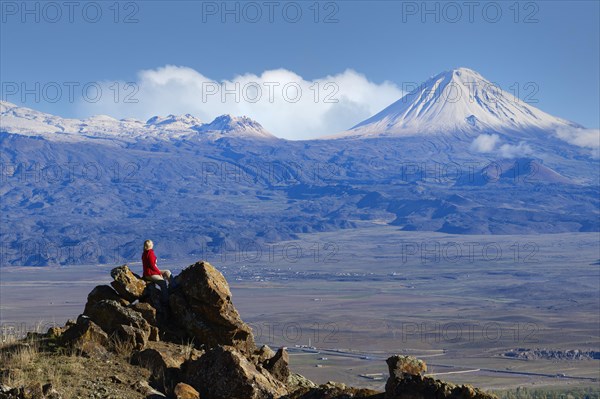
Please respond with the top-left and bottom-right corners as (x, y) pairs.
(2, 225), (598, 393)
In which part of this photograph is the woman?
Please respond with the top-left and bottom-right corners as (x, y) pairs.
(142, 240), (173, 301)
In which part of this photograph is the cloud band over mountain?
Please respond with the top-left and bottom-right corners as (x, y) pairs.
(74, 65), (403, 140)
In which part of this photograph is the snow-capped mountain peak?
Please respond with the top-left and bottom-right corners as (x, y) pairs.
(195, 114), (274, 139)
(346, 67), (580, 137)
(146, 113), (203, 128)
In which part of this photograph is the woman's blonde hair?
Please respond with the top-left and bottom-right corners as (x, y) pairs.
(144, 240), (154, 250)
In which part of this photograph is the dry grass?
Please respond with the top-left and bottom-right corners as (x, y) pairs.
(0, 334), (151, 398)
(110, 334), (136, 360)
(179, 338), (196, 360)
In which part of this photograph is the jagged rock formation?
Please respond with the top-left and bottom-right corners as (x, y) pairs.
(26, 261), (499, 399)
(169, 261), (256, 354)
(184, 345), (288, 399)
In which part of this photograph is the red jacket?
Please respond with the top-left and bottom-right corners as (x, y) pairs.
(142, 249), (161, 277)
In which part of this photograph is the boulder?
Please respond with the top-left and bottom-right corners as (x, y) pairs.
(169, 261), (255, 354)
(84, 299), (151, 336)
(173, 383), (200, 399)
(86, 285), (129, 309)
(386, 355), (427, 377)
(110, 265), (147, 302)
(183, 345), (287, 399)
(264, 347), (290, 383)
(60, 315), (109, 356)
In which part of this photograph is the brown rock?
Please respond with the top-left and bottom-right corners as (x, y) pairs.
(149, 326), (160, 342)
(286, 373), (317, 391)
(86, 285), (129, 310)
(131, 302), (158, 326)
(110, 265), (147, 302)
(386, 355), (427, 377)
(253, 344), (276, 364)
(264, 347), (290, 382)
(45, 326), (64, 338)
(84, 299), (151, 336)
(184, 345), (287, 399)
(115, 324), (150, 350)
(173, 383), (200, 399)
(60, 315), (109, 353)
(169, 261), (255, 354)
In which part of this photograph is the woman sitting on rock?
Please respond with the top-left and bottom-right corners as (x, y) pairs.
(142, 239), (174, 300)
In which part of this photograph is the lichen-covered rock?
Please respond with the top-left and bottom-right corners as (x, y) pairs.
(110, 265), (147, 302)
(169, 261), (255, 354)
(183, 345), (287, 399)
(287, 373), (317, 391)
(386, 355), (427, 377)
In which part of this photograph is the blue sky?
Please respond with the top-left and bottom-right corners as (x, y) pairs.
(1, 0), (598, 138)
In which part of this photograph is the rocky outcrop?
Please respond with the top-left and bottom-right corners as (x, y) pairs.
(183, 345), (288, 399)
(169, 261), (256, 354)
(385, 355), (497, 399)
(50, 261), (498, 399)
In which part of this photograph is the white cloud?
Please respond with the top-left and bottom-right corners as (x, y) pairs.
(470, 134), (500, 152)
(471, 133), (533, 158)
(75, 65), (403, 140)
(554, 126), (600, 157)
(498, 142), (533, 158)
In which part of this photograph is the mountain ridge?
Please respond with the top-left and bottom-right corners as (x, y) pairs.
(0, 101), (276, 142)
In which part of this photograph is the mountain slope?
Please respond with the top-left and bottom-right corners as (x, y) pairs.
(345, 68), (581, 137)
